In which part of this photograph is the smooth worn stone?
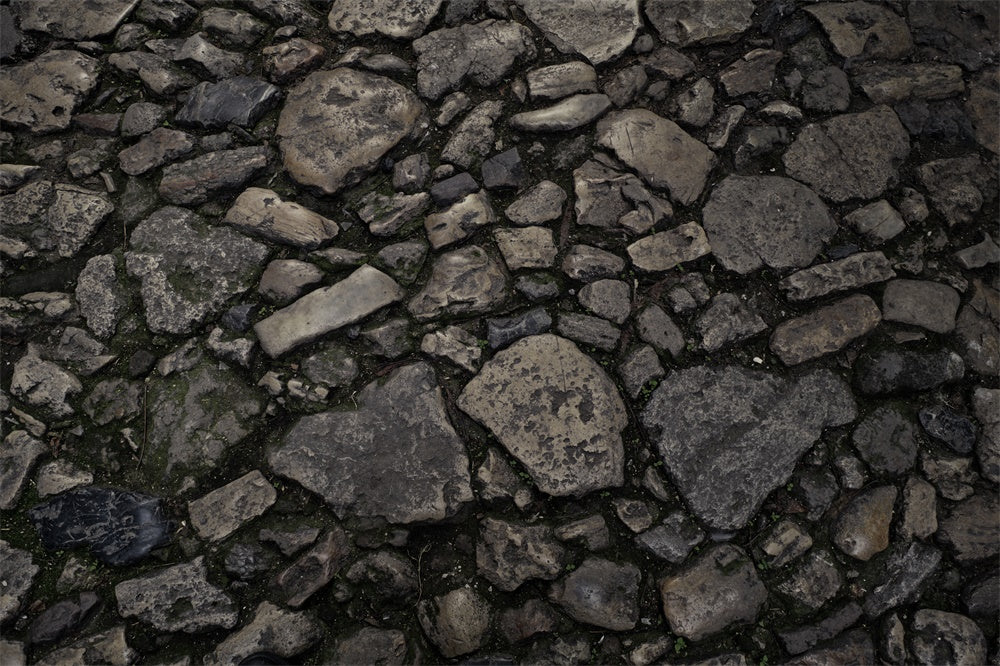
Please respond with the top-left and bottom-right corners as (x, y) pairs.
(0, 51), (100, 134)
(862, 541), (941, 617)
(0, 431), (47, 510)
(549, 559), (640, 631)
(596, 109), (715, 206)
(719, 49), (782, 97)
(421, 326), (481, 373)
(29, 487), (171, 566)
(408, 245), (507, 320)
(899, 475), (937, 541)
(642, 366), (855, 531)
(264, 38), (326, 84)
(188, 471), (276, 542)
(645, 0), (755, 46)
(441, 100), (503, 169)
(486, 307), (552, 350)
(635, 304), (684, 358)
(853, 63), (964, 105)
(175, 77), (280, 129)
(882, 279), (960, 334)
(802, 65), (851, 112)
(271, 363), (472, 523)
(516, 0), (639, 65)
(527, 62), (598, 101)
(557, 312), (620, 351)
(158, 146), (269, 205)
(779, 602), (862, 656)
(955, 234), (1000, 269)
(672, 77), (715, 127)
(973, 388), (1000, 483)
(417, 587), (491, 658)
(333, 629), (407, 666)
(578, 279), (630, 324)
(0, 541), (38, 624)
(1, 181), (114, 260)
(477, 518), (565, 591)
(108, 50), (195, 96)
(510, 94), (611, 132)
(702, 175), (835, 274)
(805, 1), (912, 59)
(327, 0), (442, 39)
(659, 544), (766, 641)
(271, 529), (351, 607)
(278, 68), (423, 195)
(852, 406), (917, 476)
(573, 159), (672, 232)
(618, 344), (664, 398)
(10, 352), (81, 418)
(696, 293), (767, 352)
(854, 348), (965, 395)
(424, 191), (495, 250)
(430, 172), (479, 207)
(563, 244), (627, 282)
(125, 207), (266, 334)
(413, 20), (536, 100)
(224, 187), (338, 249)
(782, 106), (909, 203)
(627, 223), (710, 272)
(27, 591), (100, 647)
(200, 7), (266, 47)
(256, 265), (403, 357)
(459, 334), (627, 497)
(35, 460), (94, 497)
(494, 227), (557, 270)
(636, 511), (704, 563)
(769, 294), (881, 366)
(910, 610), (987, 666)
(774, 549), (842, 611)
(204, 601), (323, 666)
(937, 493), (999, 562)
(117, 127), (195, 176)
(259, 260), (323, 304)
(358, 191), (430, 237)
(780, 252), (896, 301)
(832, 485), (896, 561)
(116, 557), (236, 633)
(482, 148), (525, 190)
(918, 155), (994, 227)
(12, 0), (138, 39)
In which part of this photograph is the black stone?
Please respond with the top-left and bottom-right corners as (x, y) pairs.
(919, 405), (977, 455)
(175, 77), (282, 129)
(0, 6), (21, 60)
(486, 307), (552, 349)
(862, 541), (941, 617)
(515, 274), (561, 302)
(29, 487), (172, 566)
(128, 349), (158, 378)
(430, 172), (478, 207)
(733, 126), (790, 169)
(222, 303), (258, 332)
(481, 148), (525, 190)
(895, 100), (975, 144)
(225, 543), (273, 580)
(135, 0), (197, 31)
(854, 348), (964, 396)
(27, 591), (101, 646)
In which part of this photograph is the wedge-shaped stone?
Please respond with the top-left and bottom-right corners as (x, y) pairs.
(224, 187), (339, 249)
(12, 0), (139, 40)
(527, 62), (597, 101)
(188, 471), (276, 542)
(424, 191), (495, 250)
(516, 0), (639, 65)
(780, 252), (895, 301)
(408, 245), (507, 320)
(510, 94), (611, 132)
(270, 363), (472, 524)
(853, 63), (964, 105)
(627, 223), (710, 272)
(806, 1), (913, 59)
(459, 334), (627, 496)
(770, 295), (882, 366)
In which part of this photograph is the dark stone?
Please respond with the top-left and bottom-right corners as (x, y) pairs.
(158, 147), (270, 206)
(779, 602), (863, 655)
(135, 0), (196, 30)
(784, 629), (875, 666)
(27, 591), (101, 645)
(272, 529), (351, 607)
(937, 493), (1000, 562)
(862, 541), (941, 617)
(430, 172), (479, 206)
(222, 303), (257, 333)
(0, 6), (22, 60)
(175, 77), (282, 129)
(895, 99), (975, 143)
(486, 307), (552, 349)
(919, 405), (977, 455)
(733, 126), (791, 169)
(854, 348), (964, 396)
(224, 543), (273, 580)
(852, 407), (918, 476)
(514, 274), (560, 302)
(128, 349), (157, 378)
(28, 487), (172, 566)
(481, 148), (525, 190)
(793, 467), (839, 521)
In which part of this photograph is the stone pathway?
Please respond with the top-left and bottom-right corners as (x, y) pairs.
(1, 1), (997, 664)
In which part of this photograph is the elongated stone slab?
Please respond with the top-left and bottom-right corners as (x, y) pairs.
(627, 222), (710, 272)
(779, 252), (896, 301)
(224, 187), (339, 249)
(770, 295), (882, 366)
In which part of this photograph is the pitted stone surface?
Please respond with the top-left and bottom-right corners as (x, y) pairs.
(515, 0), (639, 65)
(0, 51), (100, 133)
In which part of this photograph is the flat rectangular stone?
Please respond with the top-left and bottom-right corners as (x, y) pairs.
(770, 294), (881, 366)
(627, 222), (710, 272)
(188, 470), (276, 542)
(255, 265), (404, 357)
(779, 251), (896, 301)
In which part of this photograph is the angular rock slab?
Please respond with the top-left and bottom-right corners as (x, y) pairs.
(645, 0), (755, 46)
(125, 206), (267, 335)
(702, 175), (836, 274)
(805, 1), (913, 59)
(596, 109), (715, 205)
(642, 366), (856, 530)
(270, 363), (473, 524)
(204, 601), (323, 666)
(783, 105), (909, 202)
(477, 518), (565, 591)
(549, 558), (640, 631)
(256, 265), (403, 357)
(277, 68), (424, 195)
(28, 487), (171, 566)
(328, 0), (442, 39)
(175, 76), (282, 129)
(769, 294), (882, 366)
(224, 187), (339, 249)
(0, 181), (114, 260)
(0, 51), (99, 133)
(408, 245), (507, 321)
(458, 334), (627, 496)
(11, 0), (139, 40)
(0, 540), (38, 624)
(188, 471), (276, 542)
(515, 0), (639, 65)
(115, 557), (238, 633)
(627, 222), (710, 272)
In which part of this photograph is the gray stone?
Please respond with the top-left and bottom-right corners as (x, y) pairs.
(327, 0), (442, 39)
(135, 0), (196, 30)
(0, 181), (114, 260)
(549, 558), (639, 631)
(263, 38), (326, 84)
(35, 460), (93, 498)
(334, 628), (407, 666)
(358, 191), (430, 237)
(516, 0), (639, 65)
(955, 279), (1000, 376)
(494, 226), (557, 270)
(172, 32), (244, 79)
(108, 50), (196, 96)
(10, 352), (81, 418)
(775, 550), (842, 611)
(377, 240), (427, 285)
(784, 629), (874, 666)
(0, 51), (100, 133)
(659, 544), (766, 641)
(118, 127), (195, 176)
(618, 344), (664, 398)
(557, 312), (619, 351)
(832, 485), (896, 561)
(27, 591), (100, 646)
(613, 498), (655, 532)
(486, 307), (552, 350)
(642, 366), (855, 531)
(175, 77), (281, 129)
(510, 94), (611, 132)
(35, 626), (135, 666)
(574, 160), (672, 233)
(918, 155), (994, 227)
(277, 68), (423, 195)
(627, 223), (711, 272)
(271, 363), (472, 523)
(918, 405), (976, 456)
(973, 388), (1000, 483)
(435, 91), (470, 126)
(805, 1), (912, 59)
(852, 407), (917, 476)
(672, 77), (715, 127)
(883, 279), (960, 334)
(954, 235), (1000, 269)
(0, 431), (46, 510)
(505, 180), (565, 224)
(910, 610), (986, 666)
(0, 540), (37, 624)
(645, 0), (755, 46)
(475, 448), (534, 509)
(783, 106), (909, 203)
(224, 187), (338, 249)
(256, 265), (403, 357)
(430, 172), (478, 207)
(413, 20), (536, 100)
(769, 294), (881, 366)
(393, 153), (430, 193)
(424, 191), (495, 250)
(636, 511), (704, 563)
(527, 62), (597, 101)
(937, 493), (999, 562)
(12, 0), (138, 39)
(258, 260), (323, 305)
(702, 175), (836, 274)
(554, 515), (609, 551)
(779, 602), (862, 656)
(854, 348), (965, 395)
(121, 102), (168, 138)
(779, 252), (896, 301)
(482, 148), (525, 190)
(500, 600), (559, 644)
(200, 8), (266, 47)
(640, 45), (696, 80)
(272, 529), (351, 607)
(204, 602), (323, 666)
(899, 475), (937, 540)
(853, 63), (964, 105)
(158, 147), (270, 205)
(188, 471), (276, 542)
(458, 334), (627, 496)
(417, 588), (491, 658)
(596, 109), (716, 205)
(477, 518), (565, 591)
(922, 454), (976, 501)
(695, 293), (767, 352)
(863, 541), (941, 617)
(759, 519), (812, 569)
(719, 49), (782, 97)
(603, 64), (647, 107)
(125, 207), (267, 335)
(564, 244), (625, 282)
(344, 551), (417, 603)
(441, 100), (503, 169)
(635, 305), (684, 358)
(421, 326), (481, 372)
(115, 557), (237, 633)
(408, 245), (507, 320)
(578, 279), (630, 324)
(802, 65), (851, 112)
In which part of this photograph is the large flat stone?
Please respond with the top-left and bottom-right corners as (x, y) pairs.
(327, 0), (442, 39)
(645, 0), (755, 46)
(626, 223), (710, 272)
(12, 0), (139, 40)
(458, 334), (627, 496)
(223, 187), (339, 249)
(769, 294), (882, 366)
(408, 245), (507, 321)
(515, 0), (639, 65)
(806, 1), (913, 59)
(779, 252), (896, 301)
(0, 51), (99, 133)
